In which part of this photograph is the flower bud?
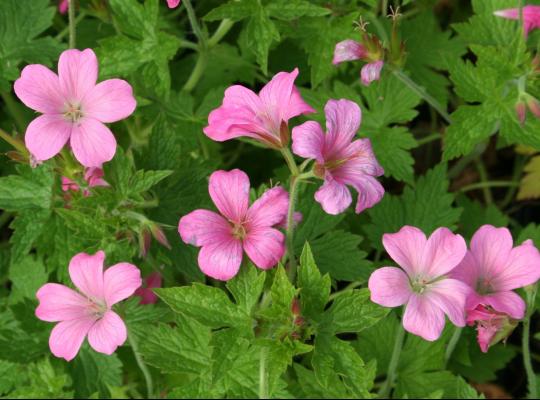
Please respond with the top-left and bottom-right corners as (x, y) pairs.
(516, 100), (527, 124)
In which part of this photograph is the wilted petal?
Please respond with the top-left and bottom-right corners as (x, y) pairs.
(24, 114), (72, 162)
(244, 227), (285, 270)
(246, 187), (289, 229)
(69, 251), (105, 301)
(83, 79), (136, 123)
(403, 293), (446, 341)
(49, 317), (96, 361)
(477, 291), (526, 320)
(36, 283), (89, 322)
(368, 267), (411, 307)
(103, 262), (142, 307)
(14, 64), (64, 114)
(382, 226), (427, 277)
(360, 61), (384, 86)
(179, 209), (232, 247)
(332, 40), (366, 65)
(208, 169), (250, 223)
(70, 118), (117, 167)
(58, 49), (98, 102)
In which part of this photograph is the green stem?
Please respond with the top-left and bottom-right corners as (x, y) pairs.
(392, 69), (452, 124)
(128, 332), (154, 399)
(328, 281), (362, 301)
(280, 148), (299, 176)
(183, 50), (208, 92)
(56, 11), (86, 41)
(378, 322), (406, 398)
(475, 159), (493, 205)
(459, 181), (519, 193)
(286, 175), (300, 283)
(1, 92), (26, 133)
(68, 0), (76, 49)
(208, 19), (234, 48)
(0, 128), (27, 154)
(501, 155), (527, 209)
(416, 132), (441, 146)
(523, 284), (538, 399)
(183, 0), (204, 44)
(444, 327), (462, 367)
(259, 347), (268, 399)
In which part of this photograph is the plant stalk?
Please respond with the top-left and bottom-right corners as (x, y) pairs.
(523, 284), (538, 399)
(68, 0), (76, 49)
(378, 322), (405, 398)
(444, 327), (462, 367)
(128, 332), (154, 399)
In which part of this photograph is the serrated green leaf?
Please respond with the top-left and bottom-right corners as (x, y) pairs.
(203, 0), (257, 21)
(226, 264), (266, 314)
(297, 243), (331, 321)
(245, 6), (280, 74)
(266, 0), (330, 20)
(9, 208), (51, 265)
(457, 195), (509, 239)
(71, 347), (123, 398)
(129, 170), (173, 194)
(9, 255), (47, 303)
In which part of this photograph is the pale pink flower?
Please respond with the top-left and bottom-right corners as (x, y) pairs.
(494, 6), (540, 37)
(368, 226), (470, 341)
(451, 225), (540, 320)
(292, 99), (384, 215)
(203, 68), (315, 149)
(14, 48), (136, 167)
(62, 167), (109, 196)
(35, 251), (142, 361)
(167, 0), (181, 7)
(466, 305), (518, 353)
(332, 40), (367, 65)
(59, 0), (68, 14)
(179, 169), (289, 281)
(135, 272), (162, 305)
(361, 61), (384, 86)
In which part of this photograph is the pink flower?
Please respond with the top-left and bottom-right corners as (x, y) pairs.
(179, 169), (289, 281)
(135, 272), (162, 305)
(62, 167), (109, 196)
(203, 68), (315, 149)
(467, 305), (518, 353)
(494, 6), (540, 37)
(59, 0), (68, 14)
(451, 225), (540, 320)
(167, 0), (181, 7)
(292, 99), (384, 215)
(332, 40), (367, 65)
(14, 48), (136, 167)
(368, 226), (470, 341)
(35, 251), (142, 361)
(361, 61), (384, 86)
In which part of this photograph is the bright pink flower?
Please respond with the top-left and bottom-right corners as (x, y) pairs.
(14, 48), (136, 167)
(451, 225), (540, 320)
(62, 167), (109, 196)
(35, 251), (141, 361)
(59, 0), (68, 14)
(494, 6), (540, 37)
(467, 305), (518, 353)
(332, 40), (367, 65)
(292, 99), (384, 215)
(361, 61), (384, 86)
(167, 0), (181, 7)
(368, 226), (470, 341)
(203, 68), (315, 149)
(135, 272), (162, 305)
(178, 169), (289, 281)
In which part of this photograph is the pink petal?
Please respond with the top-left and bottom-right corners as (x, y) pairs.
(59, 0), (69, 14)
(208, 169), (250, 223)
(368, 267), (411, 307)
(58, 49), (98, 102)
(324, 99), (361, 155)
(246, 187), (289, 229)
(426, 278), (470, 327)
(103, 262), (142, 307)
(477, 291), (526, 320)
(24, 114), (72, 162)
(36, 283), (89, 322)
(450, 251), (480, 290)
(87, 311), (127, 355)
(382, 226), (427, 278)
(70, 118), (117, 167)
(287, 85), (316, 120)
(494, 6), (540, 36)
(49, 317), (96, 361)
(135, 287), (158, 305)
(198, 236), (243, 281)
(69, 251), (105, 301)
(469, 225), (513, 281)
(347, 173), (385, 214)
(332, 40), (367, 65)
(291, 121), (325, 162)
(82, 79), (136, 123)
(403, 293), (446, 341)
(167, 0), (181, 8)
(314, 176), (352, 215)
(493, 239), (540, 291)
(85, 167), (109, 188)
(421, 227), (467, 277)
(338, 139), (384, 176)
(179, 209), (232, 247)
(14, 64), (64, 114)
(243, 227), (285, 270)
(360, 61), (384, 86)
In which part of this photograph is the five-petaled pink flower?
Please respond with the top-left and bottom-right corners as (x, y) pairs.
(494, 6), (540, 37)
(203, 68), (315, 149)
(135, 272), (162, 305)
(368, 226), (470, 341)
(14, 48), (136, 167)
(451, 225), (540, 320)
(333, 40), (384, 86)
(179, 169), (289, 281)
(62, 167), (109, 196)
(292, 99), (384, 215)
(466, 304), (518, 353)
(35, 251), (141, 361)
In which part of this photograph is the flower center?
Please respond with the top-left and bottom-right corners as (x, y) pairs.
(476, 277), (494, 295)
(231, 223), (247, 240)
(64, 102), (84, 123)
(411, 277), (430, 294)
(88, 300), (108, 319)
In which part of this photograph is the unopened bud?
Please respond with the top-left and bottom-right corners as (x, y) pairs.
(516, 101), (527, 124)
(151, 224), (171, 250)
(526, 96), (540, 118)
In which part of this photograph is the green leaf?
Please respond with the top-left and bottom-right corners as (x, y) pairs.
(456, 195), (509, 239)
(9, 255), (47, 304)
(226, 264), (266, 314)
(518, 223), (540, 248)
(266, 264), (297, 321)
(297, 243), (331, 321)
(321, 289), (389, 334)
(0, 171), (52, 211)
(129, 170), (173, 194)
(156, 284), (250, 329)
(245, 5), (280, 74)
(266, 0), (330, 20)
(9, 357), (73, 398)
(364, 163), (462, 249)
(9, 208), (51, 265)
(71, 347), (123, 398)
(203, 0), (257, 21)
(395, 371), (483, 399)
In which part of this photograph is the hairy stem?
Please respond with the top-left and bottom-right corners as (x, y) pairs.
(68, 0), (76, 49)
(286, 175), (300, 282)
(0, 128), (27, 154)
(459, 181), (519, 193)
(444, 327), (462, 367)
(128, 332), (154, 399)
(378, 322), (406, 398)
(523, 284), (538, 399)
(208, 19), (234, 48)
(259, 347), (268, 399)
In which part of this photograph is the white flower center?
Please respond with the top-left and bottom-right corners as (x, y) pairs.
(64, 102), (84, 123)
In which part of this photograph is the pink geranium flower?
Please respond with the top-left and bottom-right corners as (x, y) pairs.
(35, 251), (142, 361)
(494, 5), (540, 37)
(292, 99), (384, 215)
(62, 167), (109, 196)
(135, 272), (162, 305)
(467, 305), (518, 353)
(368, 226), (470, 341)
(333, 40), (384, 86)
(14, 48), (136, 167)
(451, 225), (540, 320)
(179, 169), (289, 281)
(203, 68), (315, 149)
